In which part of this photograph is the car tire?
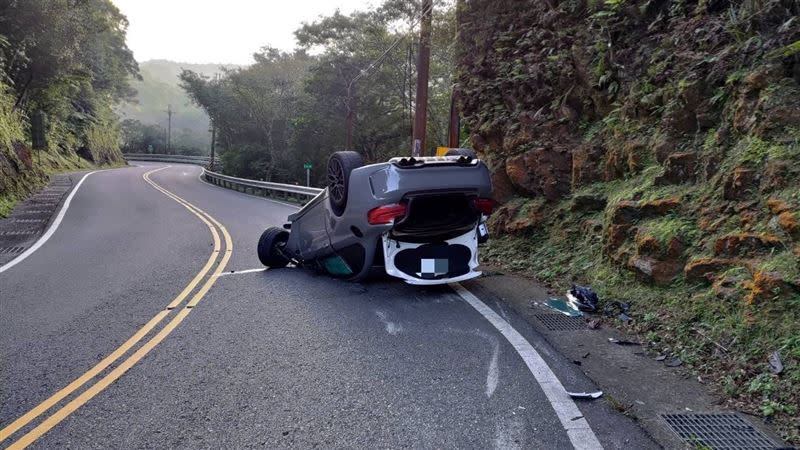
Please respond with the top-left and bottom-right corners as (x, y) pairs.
(257, 227), (290, 268)
(445, 148), (477, 159)
(327, 151), (363, 216)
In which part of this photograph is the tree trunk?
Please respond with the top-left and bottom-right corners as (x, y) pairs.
(13, 72), (34, 111)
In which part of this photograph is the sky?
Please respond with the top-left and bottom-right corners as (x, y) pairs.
(112, 0), (377, 65)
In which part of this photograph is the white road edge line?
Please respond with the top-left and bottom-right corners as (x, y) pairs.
(0, 171), (100, 274)
(217, 268), (267, 277)
(450, 282), (604, 450)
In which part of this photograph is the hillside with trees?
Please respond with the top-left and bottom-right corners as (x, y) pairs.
(118, 60), (238, 155)
(0, 0), (138, 216)
(179, 0), (456, 185)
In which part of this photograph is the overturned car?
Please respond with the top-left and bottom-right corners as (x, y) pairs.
(256, 149), (493, 285)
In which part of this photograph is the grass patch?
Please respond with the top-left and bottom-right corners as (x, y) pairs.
(484, 227), (800, 442)
(758, 251), (800, 281)
(0, 152), (99, 218)
(733, 136), (798, 168)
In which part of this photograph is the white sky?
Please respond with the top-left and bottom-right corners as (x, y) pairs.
(112, 0), (377, 65)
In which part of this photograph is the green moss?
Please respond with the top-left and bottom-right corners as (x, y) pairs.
(768, 40), (800, 59)
(732, 136), (796, 167)
(639, 215), (699, 247)
(758, 251), (800, 281)
(0, 85), (25, 148)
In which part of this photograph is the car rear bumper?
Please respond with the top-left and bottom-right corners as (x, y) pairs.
(382, 229), (481, 285)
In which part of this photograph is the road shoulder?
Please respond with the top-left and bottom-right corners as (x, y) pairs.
(0, 170), (93, 268)
(464, 267), (788, 448)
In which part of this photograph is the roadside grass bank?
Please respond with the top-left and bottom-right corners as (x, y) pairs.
(483, 230), (799, 444)
(0, 152), (125, 218)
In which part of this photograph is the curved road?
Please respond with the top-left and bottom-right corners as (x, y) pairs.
(1, 164), (656, 449)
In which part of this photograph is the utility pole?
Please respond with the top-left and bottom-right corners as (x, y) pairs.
(411, 0), (432, 157)
(166, 104), (173, 154)
(448, 0), (462, 148)
(345, 83), (356, 150)
(209, 122), (216, 171)
(448, 91), (460, 148)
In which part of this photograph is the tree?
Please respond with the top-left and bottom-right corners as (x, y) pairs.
(0, 0), (139, 160)
(179, 0), (457, 185)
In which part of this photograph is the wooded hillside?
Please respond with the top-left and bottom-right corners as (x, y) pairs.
(118, 60), (238, 155)
(0, 0), (138, 216)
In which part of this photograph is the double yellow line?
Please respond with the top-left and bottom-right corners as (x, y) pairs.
(1, 166), (233, 449)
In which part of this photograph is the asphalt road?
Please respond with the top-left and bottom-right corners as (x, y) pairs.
(0, 163), (657, 449)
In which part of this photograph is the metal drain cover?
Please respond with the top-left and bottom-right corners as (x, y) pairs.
(534, 314), (587, 331)
(662, 413), (778, 449)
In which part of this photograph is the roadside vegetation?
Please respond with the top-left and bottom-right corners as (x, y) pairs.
(0, 0), (137, 217)
(179, 0), (458, 185)
(464, 0), (800, 442)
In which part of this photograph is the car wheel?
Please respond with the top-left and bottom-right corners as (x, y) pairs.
(257, 227), (290, 268)
(445, 148), (477, 159)
(327, 151), (363, 216)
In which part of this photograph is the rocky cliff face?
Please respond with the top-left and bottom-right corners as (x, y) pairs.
(457, 0), (799, 440)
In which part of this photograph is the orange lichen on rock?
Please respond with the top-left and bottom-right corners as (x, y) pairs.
(767, 197), (791, 215)
(743, 271), (786, 305)
(684, 257), (734, 282)
(714, 233), (783, 256)
(778, 211), (799, 238)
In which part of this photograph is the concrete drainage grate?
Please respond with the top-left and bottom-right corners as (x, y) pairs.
(0, 246), (25, 254)
(662, 413), (778, 449)
(0, 230), (38, 236)
(534, 313), (587, 331)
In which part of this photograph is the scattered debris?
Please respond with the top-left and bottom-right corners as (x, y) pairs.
(566, 285), (599, 312)
(544, 298), (582, 317)
(587, 318), (602, 329)
(572, 360), (582, 366)
(603, 300), (632, 323)
(582, 351), (590, 359)
(570, 415), (584, 421)
(768, 351), (784, 374)
(655, 354), (667, 361)
(609, 338), (641, 346)
(567, 391), (603, 400)
(692, 327), (729, 353)
(665, 357), (683, 367)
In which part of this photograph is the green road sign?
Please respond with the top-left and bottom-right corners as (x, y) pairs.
(303, 163), (312, 169)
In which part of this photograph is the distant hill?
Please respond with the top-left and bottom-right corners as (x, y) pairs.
(117, 60), (242, 152)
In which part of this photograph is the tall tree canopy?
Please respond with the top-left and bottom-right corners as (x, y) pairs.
(180, 0), (457, 185)
(0, 0), (139, 162)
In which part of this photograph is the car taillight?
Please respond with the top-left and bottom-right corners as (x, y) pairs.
(367, 203), (407, 225)
(473, 198), (495, 215)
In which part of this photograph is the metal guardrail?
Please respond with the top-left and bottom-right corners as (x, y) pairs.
(202, 169), (323, 203)
(123, 153), (220, 167)
(124, 153), (322, 204)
